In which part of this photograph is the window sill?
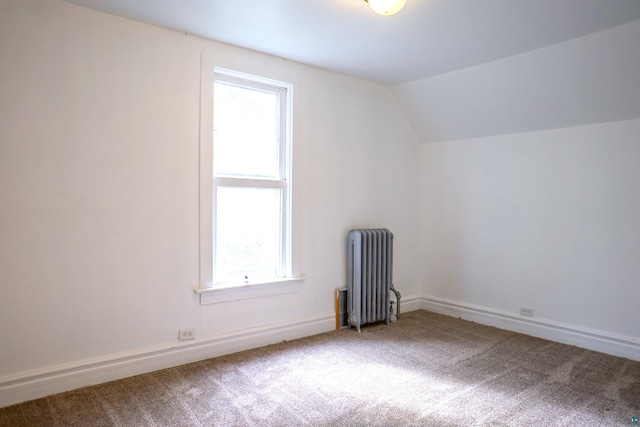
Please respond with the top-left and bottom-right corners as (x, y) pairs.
(195, 277), (305, 305)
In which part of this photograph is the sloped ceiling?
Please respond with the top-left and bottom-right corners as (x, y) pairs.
(63, 0), (640, 142)
(394, 19), (640, 142)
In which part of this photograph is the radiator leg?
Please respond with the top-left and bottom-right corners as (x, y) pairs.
(390, 284), (401, 320)
(348, 312), (361, 332)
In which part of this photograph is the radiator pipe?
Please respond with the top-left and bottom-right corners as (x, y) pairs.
(390, 284), (401, 320)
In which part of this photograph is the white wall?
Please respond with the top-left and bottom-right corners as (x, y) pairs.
(420, 118), (640, 342)
(409, 16), (640, 358)
(0, 0), (421, 387)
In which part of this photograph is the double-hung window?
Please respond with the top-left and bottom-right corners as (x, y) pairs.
(212, 69), (292, 286)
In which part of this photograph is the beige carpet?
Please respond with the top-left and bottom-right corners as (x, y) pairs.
(1, 310), (639, 426)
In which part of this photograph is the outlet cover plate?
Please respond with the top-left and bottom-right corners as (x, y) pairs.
(520, 307), (535, 317)
(178, 328), (195, 340)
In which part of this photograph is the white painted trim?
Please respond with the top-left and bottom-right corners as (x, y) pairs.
(198, 51), (214, 289)
(196, 277), (305, 305)
(0, 314), (334, 408)
(9, 295), (633, 409)
(419, 295), (640, 362)
(394, 294), (423, 316)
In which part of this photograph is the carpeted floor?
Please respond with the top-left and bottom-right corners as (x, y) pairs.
(1, 310), (639, 426)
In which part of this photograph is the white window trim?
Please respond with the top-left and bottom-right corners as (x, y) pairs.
(194, 277), (304, 305)
(196, 53), (303, 305)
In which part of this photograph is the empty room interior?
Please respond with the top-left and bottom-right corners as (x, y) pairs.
(1, 0), (640, 425)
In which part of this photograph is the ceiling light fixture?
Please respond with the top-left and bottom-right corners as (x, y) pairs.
(365, 0), (407, 16)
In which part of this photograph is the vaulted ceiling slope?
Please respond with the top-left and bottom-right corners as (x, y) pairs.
(63, 0), (640, 142)
(395, 18), (640, 142)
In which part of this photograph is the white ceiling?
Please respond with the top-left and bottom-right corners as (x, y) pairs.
(61, 0), (640, 143)
(63, 0), (640, 86)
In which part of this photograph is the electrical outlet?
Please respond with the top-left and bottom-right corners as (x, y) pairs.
(520, 307), (535, 317)
(178, 328), (195, 340)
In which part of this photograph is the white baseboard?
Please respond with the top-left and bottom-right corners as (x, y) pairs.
(419, 295), (640, 362)
(0, 314), (335, 408)
(7, 295), (634, 409)
(396, 294), (423, 315)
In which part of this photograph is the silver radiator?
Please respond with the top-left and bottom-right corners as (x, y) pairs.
(347, 228), (401, 332)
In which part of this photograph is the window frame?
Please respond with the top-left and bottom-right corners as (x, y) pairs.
(212, 71), (291, 284)
(195, 55), (303, 305)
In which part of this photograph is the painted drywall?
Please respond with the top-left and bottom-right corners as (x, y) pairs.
(420, 118), (640, 341)
(0, 0), (421, 379)
(394, 19), (640, 143)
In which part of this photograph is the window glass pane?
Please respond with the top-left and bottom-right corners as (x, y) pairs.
(215, 187), (282, 282)
(214, 82), (280, 178)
